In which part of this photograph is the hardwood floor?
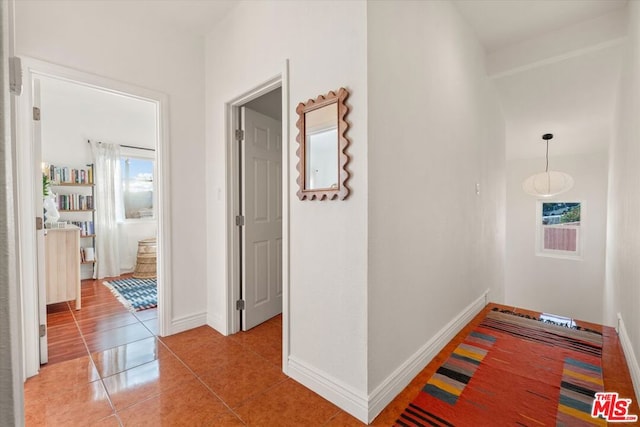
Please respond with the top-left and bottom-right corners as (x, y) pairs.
(27, 285), (638, 426)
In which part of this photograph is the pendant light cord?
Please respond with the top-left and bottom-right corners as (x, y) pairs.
(545, 140), (549, 173)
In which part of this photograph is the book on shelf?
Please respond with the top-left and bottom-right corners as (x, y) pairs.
(80, 247), (95, 263)
(57, 194), (94, 211)
(46, 163), (94, 185)
(70, 221), (94, 236)
(86, 247), (95, 262)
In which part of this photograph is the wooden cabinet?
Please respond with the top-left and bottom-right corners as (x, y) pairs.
(45, 226), (81, 309)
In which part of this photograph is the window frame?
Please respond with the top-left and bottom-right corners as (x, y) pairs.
(535, 200), (584, 261)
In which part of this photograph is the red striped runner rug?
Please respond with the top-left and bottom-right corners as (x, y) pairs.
(396, 309), (605, 426)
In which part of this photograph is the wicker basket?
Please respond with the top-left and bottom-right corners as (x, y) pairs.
(133, 238), (157, 279)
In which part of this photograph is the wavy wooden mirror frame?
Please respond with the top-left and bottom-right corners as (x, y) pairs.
(295, 87), (351, 200)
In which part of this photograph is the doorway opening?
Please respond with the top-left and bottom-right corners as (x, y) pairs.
(17, 58), (171, 377)
(238, 88), (283, 331)
(40, 75), (160, 364)
(225, 71), (290, 372)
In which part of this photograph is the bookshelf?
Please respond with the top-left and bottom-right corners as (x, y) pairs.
(45, 163), (96, 276)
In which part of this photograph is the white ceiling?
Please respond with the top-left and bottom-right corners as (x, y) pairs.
(455, 0), (628, 160)
(496, 44), (623, 160)
(454, 0), (628, 53)
(118, 0), (238, 36)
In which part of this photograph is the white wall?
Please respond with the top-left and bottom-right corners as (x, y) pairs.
(15, 0), (207, 328)
(506, 152), (608, 324)
(39, 76), (157, 162)
(606, 0), (640, 391)
(367, 0), (505, 396)
(118, 222), (156, 272)
(205, 0), (368, 408)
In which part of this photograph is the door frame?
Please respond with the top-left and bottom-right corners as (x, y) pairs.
(225, 62), (290, 373)
(16, 57), (172, 377)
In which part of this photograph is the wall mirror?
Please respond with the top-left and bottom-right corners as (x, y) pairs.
(296, 87), (350, 200)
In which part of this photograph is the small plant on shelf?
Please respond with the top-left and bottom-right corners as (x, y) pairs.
(43, 173), (51, 196)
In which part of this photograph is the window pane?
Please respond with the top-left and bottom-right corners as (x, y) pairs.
(121, 158), (153, 219)
(544, 228), (577, 251)
(540, 202), (581, 255)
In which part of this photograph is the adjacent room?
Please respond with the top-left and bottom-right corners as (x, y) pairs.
(1, 0), (639, 425)
(37, 74), (160, 365)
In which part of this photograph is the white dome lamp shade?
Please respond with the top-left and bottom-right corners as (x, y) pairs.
(522, 133), (574, 198)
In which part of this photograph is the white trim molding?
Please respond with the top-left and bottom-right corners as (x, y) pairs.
(225, 73), (285, 336)
(288, 356), (369, 423)
(16, 58), (173, 371)
(367, 290), (489, 423)
(169, 311), (207, 336)
(617, 313), (640, 402)
(220, 60), (290, 375)
(206, 312), (225, 336)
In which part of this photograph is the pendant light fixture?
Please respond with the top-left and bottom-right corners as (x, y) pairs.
(522, 133), (574, 197)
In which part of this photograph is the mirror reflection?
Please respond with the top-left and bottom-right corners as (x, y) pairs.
(305, 103), (338, 190)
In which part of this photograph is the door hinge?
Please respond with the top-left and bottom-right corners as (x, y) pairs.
(35, 216), (43, 230)
(235, 129), (244, 141)
(33, 107), (41, 121)
(9, 57), (22, 95)
(235, 215), (245, 226)
(39, 324), (46, 338)
(236, 299), (246, 310)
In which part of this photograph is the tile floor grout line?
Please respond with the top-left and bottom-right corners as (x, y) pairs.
(154, 336), (242, 416)
(322, 408), (348, 426)
(233, 336), (283, 369)
(75, 281), (164, 420)
(94, 331), (151, 419)
(64, 292), (92, 360)
(67, 287), (121, 420)
(231, 375), (290, 408)
(156, 330), (289, 422)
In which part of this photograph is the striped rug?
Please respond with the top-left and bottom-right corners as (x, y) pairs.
(103, 277), (157, 312)
(396, 310), (605, 426)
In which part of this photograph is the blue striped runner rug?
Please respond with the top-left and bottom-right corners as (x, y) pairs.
(103, 277), (157, 312)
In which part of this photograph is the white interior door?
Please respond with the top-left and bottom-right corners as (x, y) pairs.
(241, 107), (282, 330)
(33, 77), (47, 364)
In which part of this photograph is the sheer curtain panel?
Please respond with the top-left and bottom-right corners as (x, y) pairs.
(91, 141), (122, 278)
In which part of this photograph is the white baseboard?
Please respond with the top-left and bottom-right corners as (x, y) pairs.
(206, 312), (226, 336)
(288, 356), (369, 423)
(617, 313), (640, 402)
(168, 311), (207, 335)
(367, 290), (489, 423)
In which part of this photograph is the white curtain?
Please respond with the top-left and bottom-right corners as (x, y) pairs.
(91, 141), (122, 278)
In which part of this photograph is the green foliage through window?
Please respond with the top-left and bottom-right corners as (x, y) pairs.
(560, 205), (580, 223)
(541, 202), (580, 225)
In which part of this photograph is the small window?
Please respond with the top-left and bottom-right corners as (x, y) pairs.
(121, 157), (154, 220)
(537, 202), (582, 259)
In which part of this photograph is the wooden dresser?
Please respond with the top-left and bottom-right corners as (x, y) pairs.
(45, 226), (81, 309)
